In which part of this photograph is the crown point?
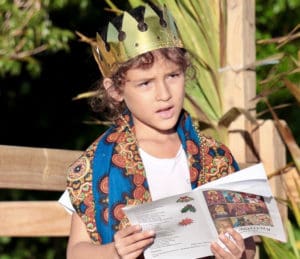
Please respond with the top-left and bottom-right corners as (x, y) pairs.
(144, 4), (159, 19)
(95, 33), (108, 52)
(121, 11), (139, 32)
(107, 22), (119, 43)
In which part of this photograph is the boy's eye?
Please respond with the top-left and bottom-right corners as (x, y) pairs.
(169, 72), (181, 78)
(137, 81), (150, 87)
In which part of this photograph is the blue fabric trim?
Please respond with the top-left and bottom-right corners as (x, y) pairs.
(93, 126), (116, 244)
(177, 113), (201, 190)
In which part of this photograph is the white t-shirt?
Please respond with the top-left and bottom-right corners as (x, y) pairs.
(139, 145), (191, 201)
(59, 145), (191, 211)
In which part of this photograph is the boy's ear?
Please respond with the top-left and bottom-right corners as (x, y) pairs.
(103, 78), (123, 102)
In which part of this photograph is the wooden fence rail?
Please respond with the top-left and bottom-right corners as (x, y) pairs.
(0, 145), (81, 236)
(0, 145), (81, 191)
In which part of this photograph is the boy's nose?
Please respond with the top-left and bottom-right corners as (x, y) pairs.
(155, 81), (171, 101)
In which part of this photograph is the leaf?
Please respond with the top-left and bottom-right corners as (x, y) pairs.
(283, 168), (300, 227)
(287, 220), (300, 258)
(218, 107), (257, 128)
(72, 90), (98, 100)
(262, 234), (297, 259)
(254, 53), (285, 69)
(128, 0), (145, 8)
(283, 78), (300, 105)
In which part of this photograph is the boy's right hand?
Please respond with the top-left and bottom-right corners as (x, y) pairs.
(114, 225), (155, 259)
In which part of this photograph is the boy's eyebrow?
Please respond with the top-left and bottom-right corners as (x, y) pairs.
(126, 76), (154, 83)
(126, 68), (183, 83)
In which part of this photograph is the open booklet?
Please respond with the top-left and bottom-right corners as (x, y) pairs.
(122, 163), (287, 259)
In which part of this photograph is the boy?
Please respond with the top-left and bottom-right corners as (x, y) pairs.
(64, 4), (256, 259)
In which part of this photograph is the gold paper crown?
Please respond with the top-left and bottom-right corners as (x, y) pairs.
(90, 4), (183, 77)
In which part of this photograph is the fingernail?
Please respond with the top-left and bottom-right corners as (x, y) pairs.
(135, 225), (142, 231)
(219, 233), (226, 241)
(148, 230), (155, 235)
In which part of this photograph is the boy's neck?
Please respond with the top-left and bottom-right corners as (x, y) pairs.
(136, 131), (181, 158)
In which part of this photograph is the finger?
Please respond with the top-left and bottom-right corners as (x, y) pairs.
(121, 235), (155, 256)
(116, 227), (155, 247)
(114, 225), (143, 256)
(210, 241), (228, 259)
(226, 228), (245, 248)
(115, 229), (155, 257)
(218, 231), (244, 258)
(114, 225), (142, 240)
(218, 234), (240, 257)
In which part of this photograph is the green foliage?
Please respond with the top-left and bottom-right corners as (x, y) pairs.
(0, 236), (68, 259)
(255, 0), (300, 145)
(256, 0), (300, 73)
(255, 1), (300, 258)
(261, 219), (300, 259)
(0, 0), (77, 77)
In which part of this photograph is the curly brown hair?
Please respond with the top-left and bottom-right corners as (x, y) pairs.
(89, 47), (191, 121)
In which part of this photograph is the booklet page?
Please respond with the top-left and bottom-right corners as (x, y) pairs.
(123, 190), (216, 258)
(122, 163), (286, 259)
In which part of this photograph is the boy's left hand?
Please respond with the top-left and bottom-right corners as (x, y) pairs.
(210, 228), (246, 258)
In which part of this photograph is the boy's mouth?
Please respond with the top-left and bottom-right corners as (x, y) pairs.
(156, 106), (174, 119)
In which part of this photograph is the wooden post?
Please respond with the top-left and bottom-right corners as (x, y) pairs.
(223, 0), (256, 164)
(223, 2), (287, 257)
(258, 120), (287, 224)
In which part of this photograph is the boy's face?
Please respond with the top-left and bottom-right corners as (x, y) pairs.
(120, 52), (185, 136)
